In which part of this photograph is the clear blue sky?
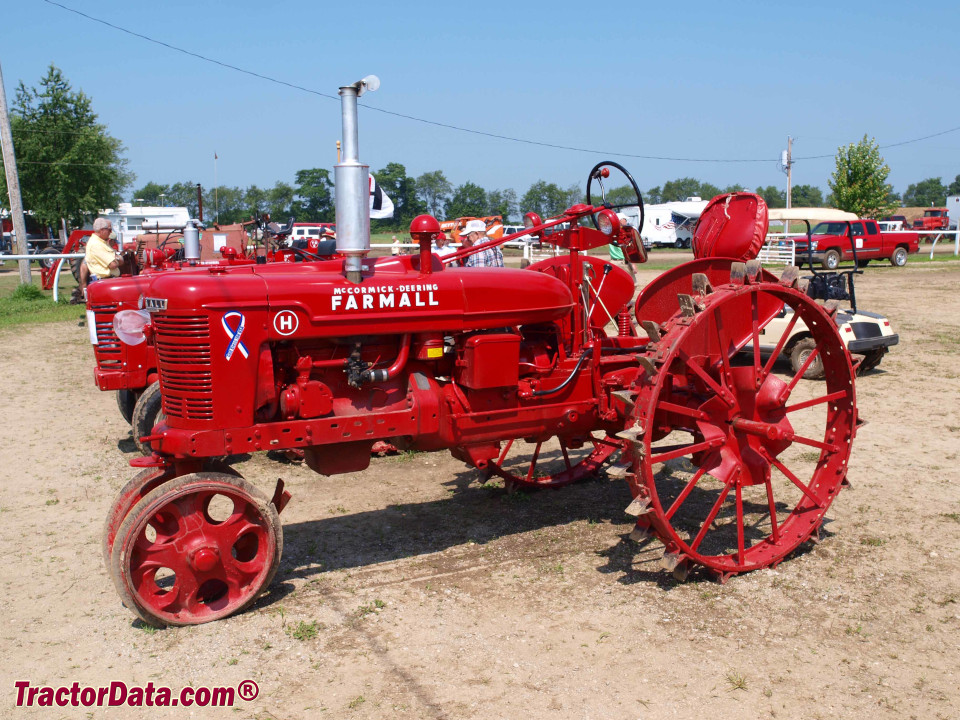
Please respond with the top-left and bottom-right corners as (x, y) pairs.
(4, 0), (958, 201)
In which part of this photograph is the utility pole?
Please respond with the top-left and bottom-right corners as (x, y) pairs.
(0, 60), (33, 285)
(786, 136), (793, 209)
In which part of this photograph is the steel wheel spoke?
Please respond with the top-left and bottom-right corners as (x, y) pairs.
(764, 477), (780, 543)
(665, 466), (707, 520)
(713, 307), (733, 379)
(657, 400), (708, 421)
(735, 483), (745, 563)
(690, 483), (732, 552)
(770, 457), (822, 507)
(761, 310), (800, 380)
(496, 438), (514, 466)
(751, 293), (761, 385)
(789, 433), (838, 453)
(787, 342), (821, 391)
(784, 390), (848, 413)
(650, 439), (716, 465)
(526, 441), (543, 482)
(677, 349), (732, 404)
(560, 443), (572, 471)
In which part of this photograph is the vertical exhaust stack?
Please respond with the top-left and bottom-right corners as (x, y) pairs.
(183, 219), (201, 265)
(335, 75), (380, 283)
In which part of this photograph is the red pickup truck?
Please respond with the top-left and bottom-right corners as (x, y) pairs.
(912, 208), (949, 231)
(794, 219), (920, 269)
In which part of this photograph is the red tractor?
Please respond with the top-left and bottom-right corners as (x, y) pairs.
(87, 218), (343, 450)
(102, 77), (859, 627)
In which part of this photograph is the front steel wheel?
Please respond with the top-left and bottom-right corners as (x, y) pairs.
(110, 473), (282, 626)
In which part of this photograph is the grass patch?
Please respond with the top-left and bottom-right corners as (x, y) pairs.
(0, 274), (84, 328)
(286, 620), (320, 641)
(725, 669), (748, 691)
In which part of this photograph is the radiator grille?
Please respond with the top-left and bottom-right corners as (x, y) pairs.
(91, 303), (121, 368)
(154, 314), (213, 420)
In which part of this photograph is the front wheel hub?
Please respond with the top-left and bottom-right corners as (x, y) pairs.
(190, 547), (220, 573)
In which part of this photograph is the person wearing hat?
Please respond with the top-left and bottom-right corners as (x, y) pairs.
(78, 217), (121, 296)
(459, 219), (503, 267)
(432, 231), (456, 258)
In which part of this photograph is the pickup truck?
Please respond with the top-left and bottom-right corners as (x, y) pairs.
(794, 219), (920, 269)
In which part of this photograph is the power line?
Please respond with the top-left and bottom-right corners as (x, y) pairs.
(39, 0), (960, 164)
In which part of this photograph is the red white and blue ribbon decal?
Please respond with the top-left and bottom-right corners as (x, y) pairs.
(222, 311), (249, 360)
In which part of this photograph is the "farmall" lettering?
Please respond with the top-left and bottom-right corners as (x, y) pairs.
(331, 283), (440, 311)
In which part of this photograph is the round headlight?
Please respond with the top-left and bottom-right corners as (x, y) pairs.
(596, 209), (621, 236)
(523, 212), (542, 230)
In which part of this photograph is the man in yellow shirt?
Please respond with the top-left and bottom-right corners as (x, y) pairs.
(80, 217), (120, 294)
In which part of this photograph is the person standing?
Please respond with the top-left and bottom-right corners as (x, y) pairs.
(79, 217), (120, 295)
(432, 231), (457, 258)
(459, 219), (503, 267)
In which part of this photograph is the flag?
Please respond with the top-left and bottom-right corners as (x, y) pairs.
(369, 173), (394, 219)
(214, 152), (218, 160)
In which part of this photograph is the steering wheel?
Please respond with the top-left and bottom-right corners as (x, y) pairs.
(585, 161), (644, 235)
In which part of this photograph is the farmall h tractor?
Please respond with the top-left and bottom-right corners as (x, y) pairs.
(102, 77), (859, 626)
(87, 218), (341, 453)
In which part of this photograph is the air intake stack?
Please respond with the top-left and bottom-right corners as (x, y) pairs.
(335, 75), (380, 283)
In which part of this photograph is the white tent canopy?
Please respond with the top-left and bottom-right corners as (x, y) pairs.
(767, 207), (858, 222)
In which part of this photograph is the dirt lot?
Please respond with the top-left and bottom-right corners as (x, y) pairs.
(1, 261), (959, 719)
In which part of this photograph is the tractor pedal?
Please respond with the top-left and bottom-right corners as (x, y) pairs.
(624, 497), (651, 517)
(745, 259), (761, 281)
(628, 524), (653, 543)
(779, 265), (800, 288)
(271, 478), (292, 515)
(729, 262), (747, 284)
(606, 463), (633, 479)
(640, 320), (662, 342)
(691, 273), (713, 296)
(677, 294), (699, 316)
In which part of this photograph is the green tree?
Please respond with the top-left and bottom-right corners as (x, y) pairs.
(902, 177), (947, 207)
(520, 180), (568, 217)
(660, 178), (703, 202)
(167, 181), (202, 218)
(292, 168), (333, 222)
(790, 184), (824, 207)
(446, 182), (487, 219)
(372, 162), (422, 230)
(755, 185), (786, 208)
(948, 174), (960, 196)
(646, 186), (663, 204)
(205, 186), (245, 224)
(487, 188), (518, 220)
(131, 181), (168, 205)
(723, 184), (747, 194)
(415, 171), (452, 218)
(828, 135), (893, 218)
(244, 185), (269, 217)
(268, 181), (295, 220)
(1, 65), (132, 226)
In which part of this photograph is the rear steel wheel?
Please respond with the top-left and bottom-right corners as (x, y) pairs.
(484, 432), (622, 490)
(111, 473), (282, 626)
(625, 272), (856, 579)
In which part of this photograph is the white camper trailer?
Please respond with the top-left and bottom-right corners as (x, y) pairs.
(620, 197), (709, 249)
(101, 203), (191, 245)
